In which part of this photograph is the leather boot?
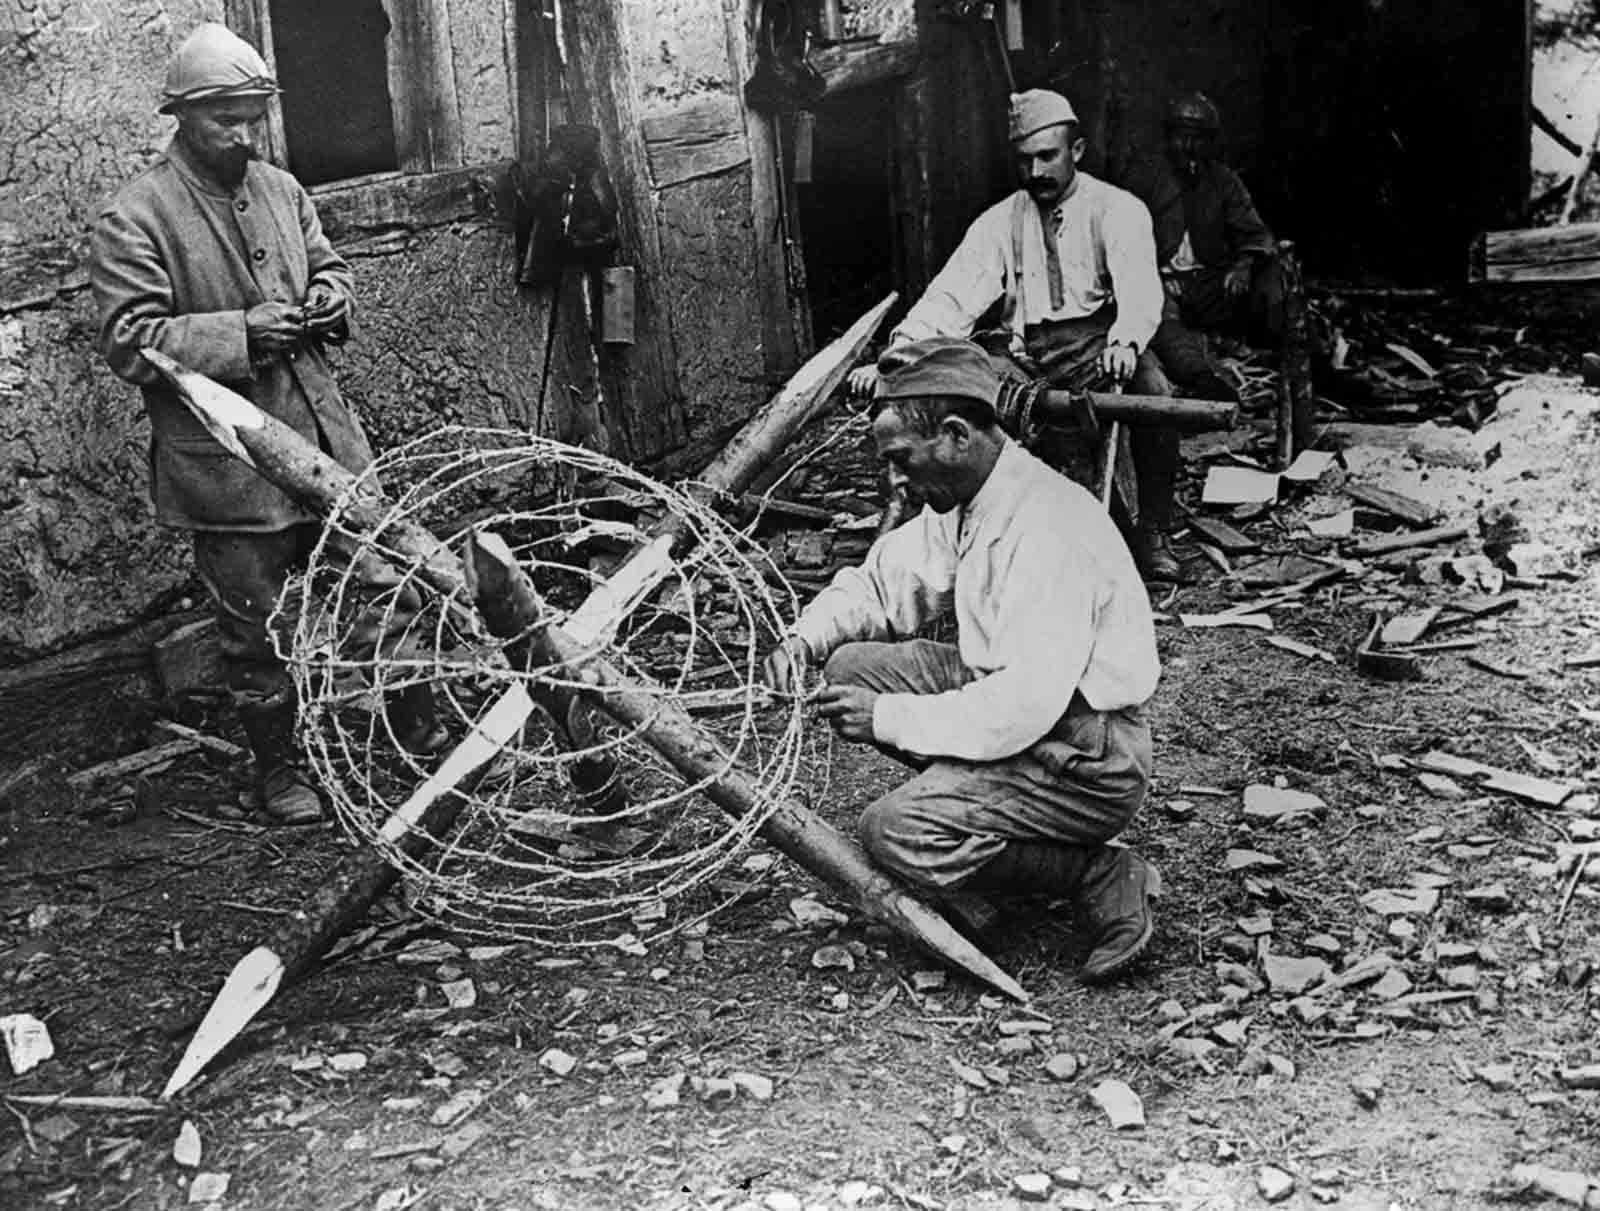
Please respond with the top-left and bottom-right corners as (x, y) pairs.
(1138, 529), (1182, 583)
(385, 682), (448, 756)
(964, 840), (1090, 897)
(237, 694), (324, 825)
(1074, 846), (1162, 983)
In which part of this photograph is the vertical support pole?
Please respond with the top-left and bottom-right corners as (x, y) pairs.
(1275, 241), (1315, 467)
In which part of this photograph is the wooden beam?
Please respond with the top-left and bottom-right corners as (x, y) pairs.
(560, 0), (685, 458)
(1471, 221), (1600, 284)
(309, 163), (511, 245)
(642, 97), (752, 189)
(387, 0), (464, 173)
(811, 41), (921, 94)
(892, 74), (935, 302)
(1276, 242), (1316, 464)
(723, 0), (806, 373)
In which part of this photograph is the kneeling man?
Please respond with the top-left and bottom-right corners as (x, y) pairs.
(765, 338), (1162, 982)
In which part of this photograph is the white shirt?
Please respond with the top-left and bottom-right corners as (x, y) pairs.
(792, 440), (1160, 762)
(890, 173), (1164, 357)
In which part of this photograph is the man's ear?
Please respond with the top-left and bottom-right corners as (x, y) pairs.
(1070, 136), (1087, 164)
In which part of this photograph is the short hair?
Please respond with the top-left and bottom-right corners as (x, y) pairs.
(870, 393), (1000, 437)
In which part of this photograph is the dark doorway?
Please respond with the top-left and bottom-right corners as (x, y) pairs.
(270, 0), (398, 186)
(797, 84), (897, 341)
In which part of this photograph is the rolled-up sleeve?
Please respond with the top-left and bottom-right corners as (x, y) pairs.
(871, 531), (1091, 761)
(1103, 195), (1164, 353)
(791, 510), (954, 663)
(891, 209), (1007, 344)
(91, 207), (251, 387)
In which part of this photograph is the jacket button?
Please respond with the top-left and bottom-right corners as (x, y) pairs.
(235, 199), (248, 212)
(252, 249), (266, 262)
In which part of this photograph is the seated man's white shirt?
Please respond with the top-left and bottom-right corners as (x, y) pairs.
(792, 439), (1160, 763)
(891, 173), (1164, 358)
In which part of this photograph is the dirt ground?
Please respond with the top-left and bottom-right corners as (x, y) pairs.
(4, 360), (1600, 1211)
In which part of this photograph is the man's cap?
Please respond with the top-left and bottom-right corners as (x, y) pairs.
(159, 23), (279, 114)
(875, 338), (1000, 408)
(1008, 89), (1078, 143)
(1165, 91), (1221, 132)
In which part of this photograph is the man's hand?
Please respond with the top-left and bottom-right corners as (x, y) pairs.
(816, 684), (878, 744)
(245, 300), (306, 354)
(761, 637), (811, 697)
(1100, 342), (1137, 385)
(300, 282), (350, 333)
(1224, 259), (1254, 300)
(846, 365), (880, 400)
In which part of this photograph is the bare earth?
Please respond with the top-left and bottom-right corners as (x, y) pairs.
(3, 375), (1600, 1211)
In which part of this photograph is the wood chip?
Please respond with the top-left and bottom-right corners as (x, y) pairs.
(1225, 849), (1285, 872)
(1380, 608), (1441, 647)
(1265, 635), (1337, 663)
(1350, 523), (1471, 559)
(1181, 613), (1274, 631)
(1089, 1079), (1144, 1129)
(1186, 514), (1260, 552)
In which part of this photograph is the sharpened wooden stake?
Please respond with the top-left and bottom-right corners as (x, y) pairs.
(469, 532), (1029, 1003)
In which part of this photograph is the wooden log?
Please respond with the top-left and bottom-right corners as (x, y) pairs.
(468, 532), (1027, 1002)
(1344, 482), (1439, 528)
(0, 613), (199, 697)
(1350, 523), (1471, 559)
(1033, 391), (1236, 432)
(1183, 513), (1259, 554)
(1472, 221), (1600, 284)
(810, 41), (921, 94)
(1414, 751), (1576, 808)
(161, 684), (535, 1099)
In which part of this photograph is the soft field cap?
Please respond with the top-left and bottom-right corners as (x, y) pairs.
(1008, 89), (1078, 143)
(876, 338), (1001, 407)
(159, 23), (279, 113)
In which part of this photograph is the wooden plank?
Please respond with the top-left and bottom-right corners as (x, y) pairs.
(642, 97), (752, 189)
(722, 0), (804, 373)
(387, 0), (465, 173)
(561, 0), (685, 458)
(66, 739), (202, 789)
(1380, 607), (1441, 648)
(892, 73), (935, 302)
(1474, 221), (1600, 284)
(1351, 523), (1471, 559)
(309, 164), (510, 244)
(1184, 514), (1259, 554)
(810, 41), (921, 94)
(1345, 482), (1439, 528)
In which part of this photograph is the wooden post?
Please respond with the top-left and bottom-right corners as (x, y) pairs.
(1275, 242), (1315, 467)
(470, 533), (1028, 1003)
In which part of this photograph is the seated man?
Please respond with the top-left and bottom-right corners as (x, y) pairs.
(767, 338), (1163, 984)
(1118, 92), (1283, 401)
(850, 88), (1180, 581)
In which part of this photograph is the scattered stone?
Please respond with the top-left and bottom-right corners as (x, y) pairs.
(1013, 1172), (1053, 1201)
(731, 1072), (774, 1100)
(1441, 964), (1480, 989)
(1417, 773), (1468, 800)
(1053, 1165), (1084, 1187)
(1212, 1020), (1249, 1048)
(1044, 1053), (1080, 1081)
(1089, 1079), (1145, 1130)
(693, 1076), (738, 1105)
(1257, 1165), (1296, 1203)
(1156, 998), (1190, 1023)
(997, 1036), (1035, 1056)
(327, 1051), (368, 1073)
(938, 1133), (968, 1156)
(1388, 919), (1418, 943)
(764, 1192), (803, 1211)
(909, 969), (946, 992)
(1476, 1064), (1516, 1091)
(1243, 785), (1325, 824)
(837, 1181), (880, 1206)
(1225, 849), (1285, 872)
(1169, 1038), (1220, 1069)
(1350, 1074), (1383, 1109)
(998, 1018), (1053, 1036)
(1303, 933), (1342, 956)
(1216, 961), (1264, 992)
(1237, 914), (1275, 937)
(644, 1073), (686, 1109)
(950, 1059), (990, 1090)
(788, 896), (850, 928)
(539, 1049), (577, 1077)
(0, 1014), (54, 1076)
(1463, 883), (1513, 910)
(430, 1088), (484, 1127)
(1367, 966), (1413, 999)
(188, 1173), (231, 1205)
(1165, 798), (1197, 819)
(1310, 1186), (1341, 1205)
(811, 945), (856, 972)
(173, 1120), (202, 1169)
(1360, 887), (1440, 916)
(1263, 954), (1331, 995)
